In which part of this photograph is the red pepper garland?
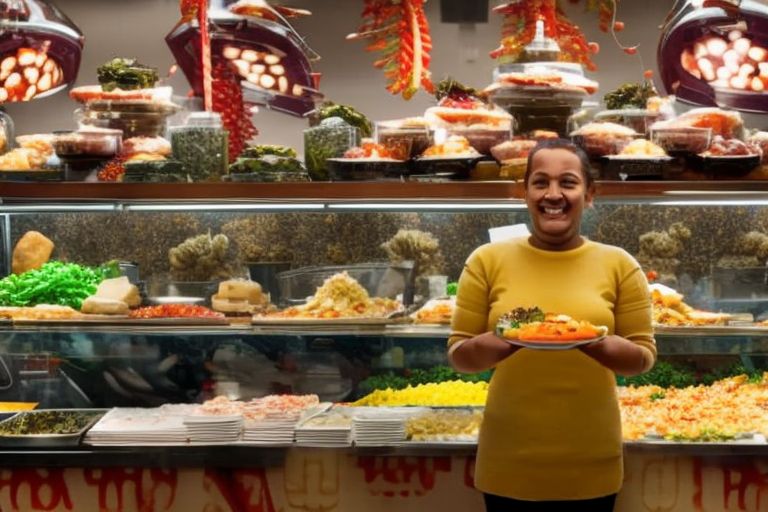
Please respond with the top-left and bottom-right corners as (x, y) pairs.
(348, 0), (434, 100)
(212, 63), (257, 162)
(492, 0), (637, 71)
(178, 0), (257, 161)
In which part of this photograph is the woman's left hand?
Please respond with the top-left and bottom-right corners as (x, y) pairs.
(578, 334), (652, 377)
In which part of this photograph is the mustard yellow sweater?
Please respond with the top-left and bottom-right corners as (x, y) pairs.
(449, 237), (656, 501)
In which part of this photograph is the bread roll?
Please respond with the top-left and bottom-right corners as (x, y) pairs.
(12, 231), (54, 274)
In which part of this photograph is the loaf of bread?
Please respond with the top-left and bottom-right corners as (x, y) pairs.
(12, 231), (54, 274)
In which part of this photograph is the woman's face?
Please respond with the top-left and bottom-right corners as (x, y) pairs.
(525, 147), (594, 251)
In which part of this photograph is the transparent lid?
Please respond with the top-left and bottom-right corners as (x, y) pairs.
(524, 19), (560, 57)
(186, 111), (223, 128)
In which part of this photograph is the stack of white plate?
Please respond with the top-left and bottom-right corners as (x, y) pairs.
(351, 407), (431, 447)
(241, 418), (297, 445)
(85, 407), (191, 446)
(295, 411), (353, 447)
(184, 415), (243, 444)
(353, 417), (405, 446)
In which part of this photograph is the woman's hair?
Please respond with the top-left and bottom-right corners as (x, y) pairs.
(524, 138), (594, 188)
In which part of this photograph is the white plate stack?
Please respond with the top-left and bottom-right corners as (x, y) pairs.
(295, 410), (352, 447)
(241, 416), (298, 445)
(351, 407), (430, 447)
(184, 415), (243, 444)
(85, 406), (193, 446)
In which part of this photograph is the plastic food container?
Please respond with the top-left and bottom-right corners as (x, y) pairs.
(304, 118), (360, 181)
(571, 133), (638, 158)
(650, 127), (712, 155)
(276, 262), (415, 307)
(594, 109), (660, 136)
(441, 127), (511, 155)
(489, 86), (585, 136)
(169, 111), (229, 182)
(77, 101), (180, 139)
(375, 120), (431, 159)
(53, 129), (122, 180)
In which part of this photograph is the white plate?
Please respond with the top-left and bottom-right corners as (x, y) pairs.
(503, 334), (606, 351)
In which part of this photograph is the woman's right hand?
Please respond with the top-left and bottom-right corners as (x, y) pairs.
(449, 331), (520, 374)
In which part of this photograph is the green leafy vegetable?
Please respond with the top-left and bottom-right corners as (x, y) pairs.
(446, 282), (458, 296)
(434, 77), (478, 102)
(98, 260), (122, 280)
(497, 307), (545, 331)
(97, 57), (159, 91)
(241, 145), (297, 159)
(229, 155), (305, 174)
(603, 81), (657, 110)
(0, 261), (104, 310)
(317, 102), (372, 138)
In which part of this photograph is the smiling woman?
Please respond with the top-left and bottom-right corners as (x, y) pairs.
(524, 139), (595, 252)
(448, 138), (656, 511)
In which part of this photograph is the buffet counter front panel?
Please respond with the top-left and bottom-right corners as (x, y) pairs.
(0, 447), (764, 512)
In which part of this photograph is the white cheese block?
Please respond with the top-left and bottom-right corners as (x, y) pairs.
(95, 276), (141, 307)
(81, 296), (129, 315)
(217, 280), (265, 304)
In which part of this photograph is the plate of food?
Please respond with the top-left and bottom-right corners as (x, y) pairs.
(495, 307), (608, 350)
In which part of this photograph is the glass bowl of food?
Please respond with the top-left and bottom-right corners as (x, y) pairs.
(53, 128), (122, 181)
(650, 127), (712, 156)
(570, 122), (640, 158)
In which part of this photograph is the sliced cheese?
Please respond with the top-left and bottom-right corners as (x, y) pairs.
(81, 296), (129, 315)
(94, 276), (141, 307)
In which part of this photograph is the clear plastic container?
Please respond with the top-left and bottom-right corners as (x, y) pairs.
(169, 112), (229, 182)
(303, 117), (359, 181)
(375, 119), (432, 158)
(650, 127), (712, 155)
(53, 128), (122, 180)
(594, 109), (661, 136)
(276, 262), (415, 307)
(77, 101), (180, 139)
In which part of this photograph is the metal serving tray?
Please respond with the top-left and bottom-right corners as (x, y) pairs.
(0, 409), (107, 447)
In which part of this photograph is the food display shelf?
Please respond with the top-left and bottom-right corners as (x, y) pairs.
(6, 181), (768, 207)
(0, 440), (767, 469)
(1, 322), (767, 353)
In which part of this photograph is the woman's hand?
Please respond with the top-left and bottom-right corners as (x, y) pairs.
(449, 331), (520, 374)
(578, 334), (652, 377)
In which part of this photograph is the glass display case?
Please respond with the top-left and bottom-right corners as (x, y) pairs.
(1, 181), (768, 512)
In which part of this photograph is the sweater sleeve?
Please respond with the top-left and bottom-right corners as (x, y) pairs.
(615, 264), (657, 372)
(448, 248), (491, 349)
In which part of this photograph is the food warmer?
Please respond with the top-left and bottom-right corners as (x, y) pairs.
(658, 0), (768, 112)
(166, 0), (322, 117)
(0, 0), (83, 102)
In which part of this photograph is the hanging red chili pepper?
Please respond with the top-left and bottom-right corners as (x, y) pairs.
(178, 0), (257, 160)
(347, 0), (434, 100)
(212, 63), (258, 162)
(491, 0), (637, 70)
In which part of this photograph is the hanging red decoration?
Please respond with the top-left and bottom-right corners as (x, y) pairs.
(347, 0), (434, 100)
